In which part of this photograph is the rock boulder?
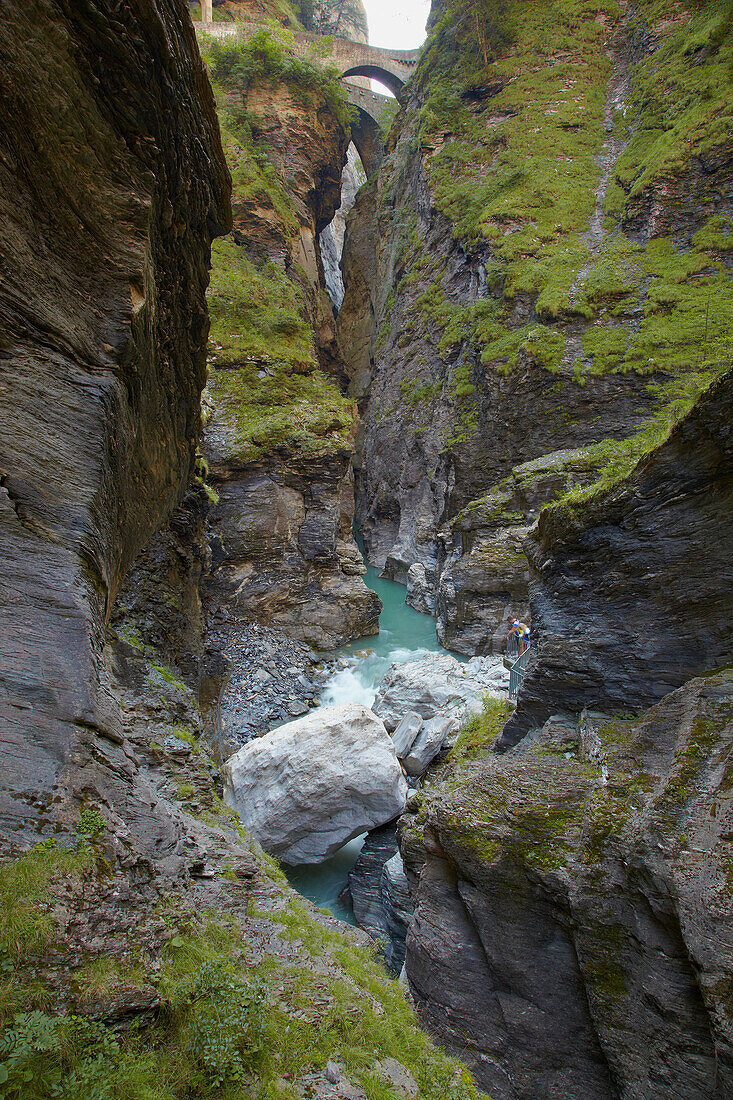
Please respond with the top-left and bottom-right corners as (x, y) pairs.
(373, 652), (508, 734)
(223, 704), (407, 864)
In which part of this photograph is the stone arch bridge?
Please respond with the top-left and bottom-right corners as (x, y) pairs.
(197, 17), (421, 176)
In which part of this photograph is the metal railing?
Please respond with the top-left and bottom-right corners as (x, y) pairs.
(508, 641), (530, 700)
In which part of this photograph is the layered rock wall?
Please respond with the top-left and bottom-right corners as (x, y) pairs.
(339, 0), (733, 646)
(0, 0), (230, 847)
(201, 46), (381, 648)
(502, 368), (733, 746)
(400, 673), (733, 1100)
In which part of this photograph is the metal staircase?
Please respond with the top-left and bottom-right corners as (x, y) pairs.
(505, 634), (530, 700)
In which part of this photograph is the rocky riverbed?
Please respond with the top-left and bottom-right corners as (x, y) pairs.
(210, 617), (336, 745)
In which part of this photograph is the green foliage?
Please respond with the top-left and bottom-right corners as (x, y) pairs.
(426, 0), (513, 76)
(450, 697), (515, 764)
(0, 845), (91, 967)
(208, 29), (356, 129)
(399, 377), (441, 406)
(206, 230), (353, 465)
(75, 808), (106, 842)
(150, 662), (187, 691)
(404, 0), (732, 388)
(0, 1010), (64, 1096)
(179, 960), (267, 1087)
(218, 104), (300, 241)
(208, 238), (315, 369)
(0, 827), (488, 1100)
(250, 897), (485, 1100)
(605, 3), (733, 215)
(207, 349), (354, 464)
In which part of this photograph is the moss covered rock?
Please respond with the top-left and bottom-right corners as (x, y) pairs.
(402, 672), (733, 1099)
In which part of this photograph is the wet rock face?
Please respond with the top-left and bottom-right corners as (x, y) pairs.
(340, 115), (660, 598)
(503, 369), (733, 747)
(345, 824), (411, 976)
(401, 671), (733, 1100)
(435, 448), (604, 655)
(0, 0), (229, 844)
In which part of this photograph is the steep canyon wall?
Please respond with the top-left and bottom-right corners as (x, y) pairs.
(0, 0), (230, 848)
(0, 8), (496, 1097)
(339, 0), (732, 654)
(338, 2), (733, 1096)
(200, 30), (381, 648)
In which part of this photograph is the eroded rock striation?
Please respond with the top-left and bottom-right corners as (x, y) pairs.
(435, 448), (603, 655)
(202, 53), (380, 648)
(0, 0), (230, 847)
(339, 0), (733, 648)
(503, 368), (733, 747)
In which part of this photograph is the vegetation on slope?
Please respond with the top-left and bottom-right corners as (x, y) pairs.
(206, 238), (354, 461)
(369, 0), (732, 508)
(407, 0), (732, 378)
(208, 30), (356, 130)
(0, 628), (488, 1099)
(0, 836), (486, 1099)
(200, 29), (357, 462)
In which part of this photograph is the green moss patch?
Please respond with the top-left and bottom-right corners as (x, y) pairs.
(201, 30), (358, 467)
(390, 0), (731, 394)
(0, 849), (488, 1099)
(206, 238), (353, 464)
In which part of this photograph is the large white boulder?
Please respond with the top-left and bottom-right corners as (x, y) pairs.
(374, 652), (508, 736)
(222, 703), (407, 865)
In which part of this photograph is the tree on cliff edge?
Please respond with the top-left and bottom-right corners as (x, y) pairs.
(445, 0), (510, 65)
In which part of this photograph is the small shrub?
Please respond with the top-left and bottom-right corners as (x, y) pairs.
(180, 959), (267, 1087)
(0, 1010), (62, 1094)
(75, 808), (106, 842)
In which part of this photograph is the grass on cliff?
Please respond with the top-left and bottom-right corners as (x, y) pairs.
(449, 697), (515, 765)
(201, 26), (357, 466)
(206, 237), (354, 462)
(390, 0), (733, 385)
(202, 26), (354, 243)
(539, 368), (715, 524)
(0, 840), (487, 1100)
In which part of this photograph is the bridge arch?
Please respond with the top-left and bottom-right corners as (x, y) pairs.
(341, 65), (404, 98)
(348, 107), (384, 180)
(195, 20), (418, 177)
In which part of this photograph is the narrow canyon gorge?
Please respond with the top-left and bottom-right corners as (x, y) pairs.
(0, 0), (731, 1098)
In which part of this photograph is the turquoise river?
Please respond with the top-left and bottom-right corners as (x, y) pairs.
(284, 561), (451, 922)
